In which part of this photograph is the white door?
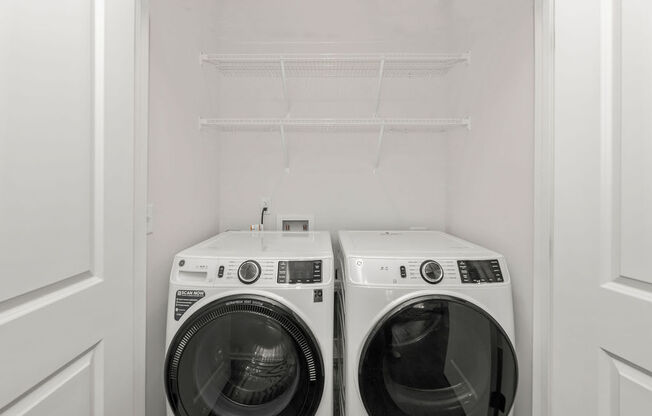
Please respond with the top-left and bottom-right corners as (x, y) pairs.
(0, 0), (139, 414)
(551, 0), (652, 414)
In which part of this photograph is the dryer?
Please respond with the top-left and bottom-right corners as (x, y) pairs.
(337, 230), (518, 416)
(165, 231), (334, 416)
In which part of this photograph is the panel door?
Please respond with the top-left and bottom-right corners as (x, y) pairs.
(552, 0), (652, 414)
(0, 0), (138, 414)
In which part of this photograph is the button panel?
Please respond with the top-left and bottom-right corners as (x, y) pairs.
(277, 261), (288, 283)
(312, 261), (322, 283)
(458, 259), (504, 284)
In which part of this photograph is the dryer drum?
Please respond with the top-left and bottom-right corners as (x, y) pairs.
(359, 295), (518, 416)
(165, 295), (324, 416)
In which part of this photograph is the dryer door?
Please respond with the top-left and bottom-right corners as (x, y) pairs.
(359, 295), (517, 416)
(165, 295), (324, 416)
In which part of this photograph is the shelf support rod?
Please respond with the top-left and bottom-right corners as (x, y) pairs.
(372, 124), (386, 174)
(280, 58), (291, 116)
(373, 58), (386, 117)
(280, 123), (290, 173)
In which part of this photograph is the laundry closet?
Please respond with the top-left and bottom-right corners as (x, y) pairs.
(148, 1), (534, 415)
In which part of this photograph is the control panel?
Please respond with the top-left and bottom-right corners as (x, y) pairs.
(173, 257), (330, 286)
(458, 259), (503, 283)
(346, 257), (508, 286)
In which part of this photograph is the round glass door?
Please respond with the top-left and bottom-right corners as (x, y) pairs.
(359, 296), (517, 416)
(165, 295), (324, 416)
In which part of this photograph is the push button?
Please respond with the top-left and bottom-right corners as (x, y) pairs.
(218, 265), (225, 278)
(400, 266), (407, 278)
(277, 261), (288, 283)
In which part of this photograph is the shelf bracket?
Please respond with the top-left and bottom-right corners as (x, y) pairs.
(372, 58), (386, 173)
(372, 124), (386, 174)
(280, 58), (291, 116)
(279, 123), (290, 173)
(373, 58), (386, 117)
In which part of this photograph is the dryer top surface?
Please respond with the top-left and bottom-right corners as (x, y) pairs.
(338, 230), (499, 259)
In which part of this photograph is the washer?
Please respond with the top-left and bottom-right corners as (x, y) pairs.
(165, 231), (334, 416)
(336, 231), (518, 416)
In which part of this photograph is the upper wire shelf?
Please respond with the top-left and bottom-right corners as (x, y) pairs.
(200, 53), (470, 77)
(199, 117), (471, 132)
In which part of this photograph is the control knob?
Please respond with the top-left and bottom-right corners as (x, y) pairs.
(238, 260), (261, 284)
(420, 260), (444, 284)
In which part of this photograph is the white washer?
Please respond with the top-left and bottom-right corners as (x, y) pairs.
(336, 231), (518, 416)
(165, 231), (334, 416)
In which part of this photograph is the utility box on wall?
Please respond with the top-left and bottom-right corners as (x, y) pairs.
(277, 214), (314, 231)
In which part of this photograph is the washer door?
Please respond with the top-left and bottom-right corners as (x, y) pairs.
(165, 295), (324, 416)
(359, 295), (517, 416)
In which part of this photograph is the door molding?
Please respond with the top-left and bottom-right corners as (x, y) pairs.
(134, 0), (149, 414)
(533, 0), (554, 415)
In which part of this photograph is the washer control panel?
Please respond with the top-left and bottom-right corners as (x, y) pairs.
(277, 260), (322, 284)
(173, 257), (331, 286)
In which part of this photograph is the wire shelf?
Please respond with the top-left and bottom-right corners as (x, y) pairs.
(200, 53), (470, 78)
(199, 117), (471, 132)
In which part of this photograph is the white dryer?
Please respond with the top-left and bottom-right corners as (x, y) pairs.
(165, 231), (334, 416)
(337, 231), (518, 416)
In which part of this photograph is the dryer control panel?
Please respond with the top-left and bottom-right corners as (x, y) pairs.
(346, 257), (509, 286)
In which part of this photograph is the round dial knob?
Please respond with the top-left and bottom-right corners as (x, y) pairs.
(238, 260), (261, 284)
(420, 260), (444, 284)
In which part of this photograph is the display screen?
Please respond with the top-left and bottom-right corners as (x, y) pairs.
(458, 259), (503, 283)
(289, 261), (313, 279)
(288, 261), (321, 284)
(466, 261), (494, 280)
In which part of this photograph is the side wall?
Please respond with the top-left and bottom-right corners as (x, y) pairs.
(445, 2), (535, 415)
(146, 3), (221, 415)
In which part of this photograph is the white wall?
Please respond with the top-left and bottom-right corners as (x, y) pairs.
(146, 2), (221, 416)
(147, 1), (534, 415)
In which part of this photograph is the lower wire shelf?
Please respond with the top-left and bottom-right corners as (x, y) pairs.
(199, 117), (471, 173)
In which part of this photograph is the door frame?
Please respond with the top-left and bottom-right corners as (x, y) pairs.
(134, 0), (149, 414)
(533, 0), (554, 415)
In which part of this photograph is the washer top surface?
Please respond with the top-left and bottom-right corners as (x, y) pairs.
(179, 231), (333, 259)
(338, 230), (498, 259)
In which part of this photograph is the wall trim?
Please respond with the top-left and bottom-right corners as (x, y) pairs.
(533, 0), (554, 415)
(134, 0), (149, 414)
